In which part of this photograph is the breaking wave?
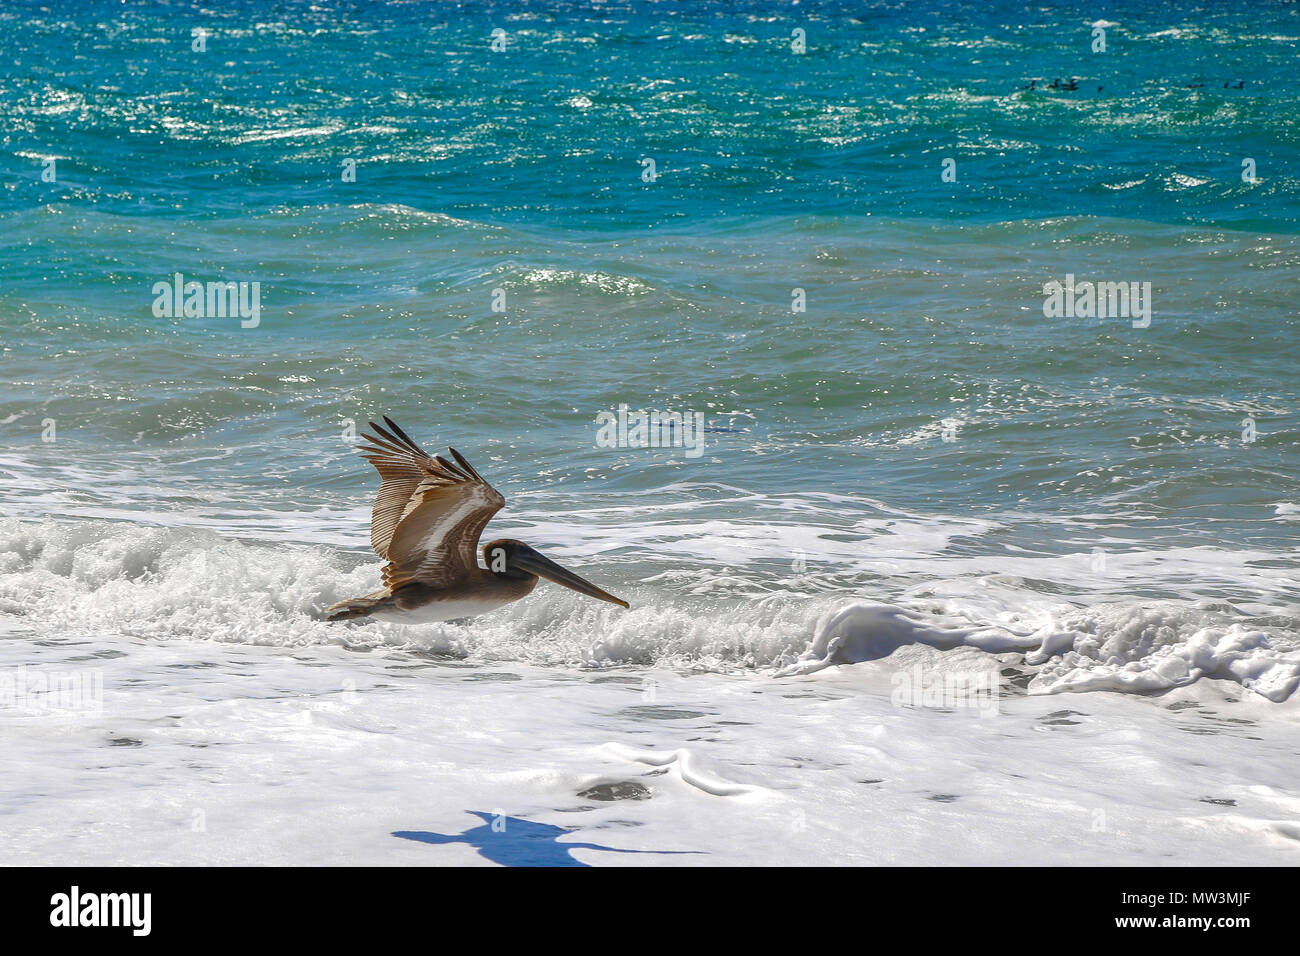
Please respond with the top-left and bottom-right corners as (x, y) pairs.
(3, 517), (1296, 702)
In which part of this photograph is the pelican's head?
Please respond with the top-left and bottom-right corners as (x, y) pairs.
(482, 539), (629, 609)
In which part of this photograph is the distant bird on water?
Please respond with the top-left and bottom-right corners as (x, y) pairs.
(326, 417), (629, 623)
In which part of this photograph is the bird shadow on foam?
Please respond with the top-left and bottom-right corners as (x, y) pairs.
(393, 811), (703, 867)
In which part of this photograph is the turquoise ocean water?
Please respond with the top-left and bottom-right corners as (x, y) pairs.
(1, 0), (1298, 693)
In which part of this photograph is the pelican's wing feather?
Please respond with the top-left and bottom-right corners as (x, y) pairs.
(354, 416), (443, 560)
(380, 445), (505, 590)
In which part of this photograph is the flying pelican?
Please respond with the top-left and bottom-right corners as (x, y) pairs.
(326, 417), (629, 623)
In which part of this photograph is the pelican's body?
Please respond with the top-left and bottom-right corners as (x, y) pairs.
(343, 580), (536, 625)
(325, 418), (628, 624)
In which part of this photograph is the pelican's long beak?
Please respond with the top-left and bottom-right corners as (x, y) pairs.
(511, 545), (630, 609)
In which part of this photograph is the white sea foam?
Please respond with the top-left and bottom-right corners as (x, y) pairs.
(1, 516), (1295, 700)
(3, 624), (1296, 866)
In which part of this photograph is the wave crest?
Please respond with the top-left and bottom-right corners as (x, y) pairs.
(2, 518), (1296, 701)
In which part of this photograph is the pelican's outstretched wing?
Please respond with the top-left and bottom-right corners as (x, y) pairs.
(355, 417), (504, 589)
(355, 416), (436, 560)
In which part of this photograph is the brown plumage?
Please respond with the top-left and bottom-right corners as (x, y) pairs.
(325, 417), (629, 624)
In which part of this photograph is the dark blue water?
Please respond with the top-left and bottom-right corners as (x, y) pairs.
(5, 0), (1298, 229)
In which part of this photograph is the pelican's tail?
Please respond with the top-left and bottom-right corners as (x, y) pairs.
(325, 589), (395, 622)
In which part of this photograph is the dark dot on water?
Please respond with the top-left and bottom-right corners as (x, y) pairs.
(577, 781), (653, 802)
(1200, 797), (1237, 807)
(108, 737), (143, 747)
(460, 672), (522, 682)
(929, 793), (960, 803)
(618, 706), (709, 720)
